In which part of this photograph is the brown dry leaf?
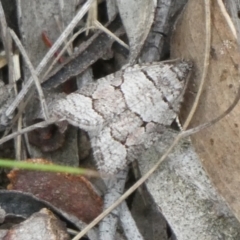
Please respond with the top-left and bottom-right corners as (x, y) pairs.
(7, 159), (103, 223)
(171, 0), (240, 220)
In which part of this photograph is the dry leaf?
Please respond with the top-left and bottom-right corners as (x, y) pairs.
(18, 0), (77, 68)
(116, 0), (155, 62)
(7, 159), (103, 223)
(3, 208), (70, 240)
(171, 0), (240, 221)
(138, 128), (240, 239)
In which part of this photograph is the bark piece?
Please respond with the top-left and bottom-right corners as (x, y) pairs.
(140, 0), (188, 62)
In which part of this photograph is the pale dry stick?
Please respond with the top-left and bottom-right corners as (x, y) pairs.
(99, 170), (143, 239)
(2, 91), (35, 138)
(72, 1), (211, 239)
(0, 2), (22, 159)
(4, 33), (79, 134)
(15, 86), (23, 161)
(0, 51), (7, 68)
(9, 29), (50, 120)
(12, 54), (22, 160)
(0, 117), (62, 145)
(43, 26), (94, 80)
(43, 19), (129, 81)
(57, 0), (65, 38)
(54, 15), (73, 56)
(5, 0), (95, 119)
(99, 170), (128, 240)
(0, 2), (14, 84)
(119, 202), (144, 240)
(86, 0), (97, 35)
(15, 112), (23, 160)
(94, 20), (129, 50)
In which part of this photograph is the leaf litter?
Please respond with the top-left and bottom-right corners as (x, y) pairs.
(1, 1), (240, 239)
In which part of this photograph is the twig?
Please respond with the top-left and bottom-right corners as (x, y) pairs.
(100, 168), (143, 240)
(0, 3), (22, 158)
(86, 0), (97, 35)
(43, 26), (93, 80)
(0, 117), (62, 145)
(54, 15), (73, 56)
(119, 202), (144, 240)
(99, 168), (128, 240)
(43, 19), (128, 82)
(72, 1), (211, 239)
(181, 85), (240, 137)
(9, 29), (50, 120)
(0, 2), (14, 84)
(94, 20), (129, 50)
(140, 0), (173, 62)
(42, 16), (124, 89)
(15, 113), (22, 160)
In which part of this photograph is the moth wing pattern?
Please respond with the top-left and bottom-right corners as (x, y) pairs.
(53, 92), (104, 133)
(91, 127), (127, 174)
(53, 61), (192, 174)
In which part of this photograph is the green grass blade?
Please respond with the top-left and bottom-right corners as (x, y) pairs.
(0, 159), (99, 177)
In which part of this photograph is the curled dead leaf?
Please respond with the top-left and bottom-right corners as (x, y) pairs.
(7, 159), (103, 223)
(171, 0), (240, 221)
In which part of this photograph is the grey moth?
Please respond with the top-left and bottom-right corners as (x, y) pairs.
(53, 61), (191, 174)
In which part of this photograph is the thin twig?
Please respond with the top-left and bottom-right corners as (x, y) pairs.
(119, 202), (144, 240)
(72, 1), (211, 239)
(0, 117), (62, 145)
(86, 0), (97, 35)
(181, 84), (240, 137)
(0, 2), (14, 84)
(42, 16), (124, 89)
(3, 91), (35, 137)
(99, 168), (128, 240)
(94, 20), (129, 50)
(0, 3), (21, 158)
(44, 19), (128, 82)
(54, 15), (73, 56)
(9, 29), (50, 120)
(12, 55), (22, 160)
(5, 0), (95, 119)
(43, 26), (93, 80)
(15, 111), (22, 160)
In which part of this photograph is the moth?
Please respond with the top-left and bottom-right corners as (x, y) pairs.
(53, 61), (191, 174)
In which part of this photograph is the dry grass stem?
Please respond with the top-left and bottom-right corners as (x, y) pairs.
(9, 29), (50, 120)
(94, 20), (129, 50)
(43, 26), (93, 80)
(0, 117), (63, 145)
(5, 0), (95, 119)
